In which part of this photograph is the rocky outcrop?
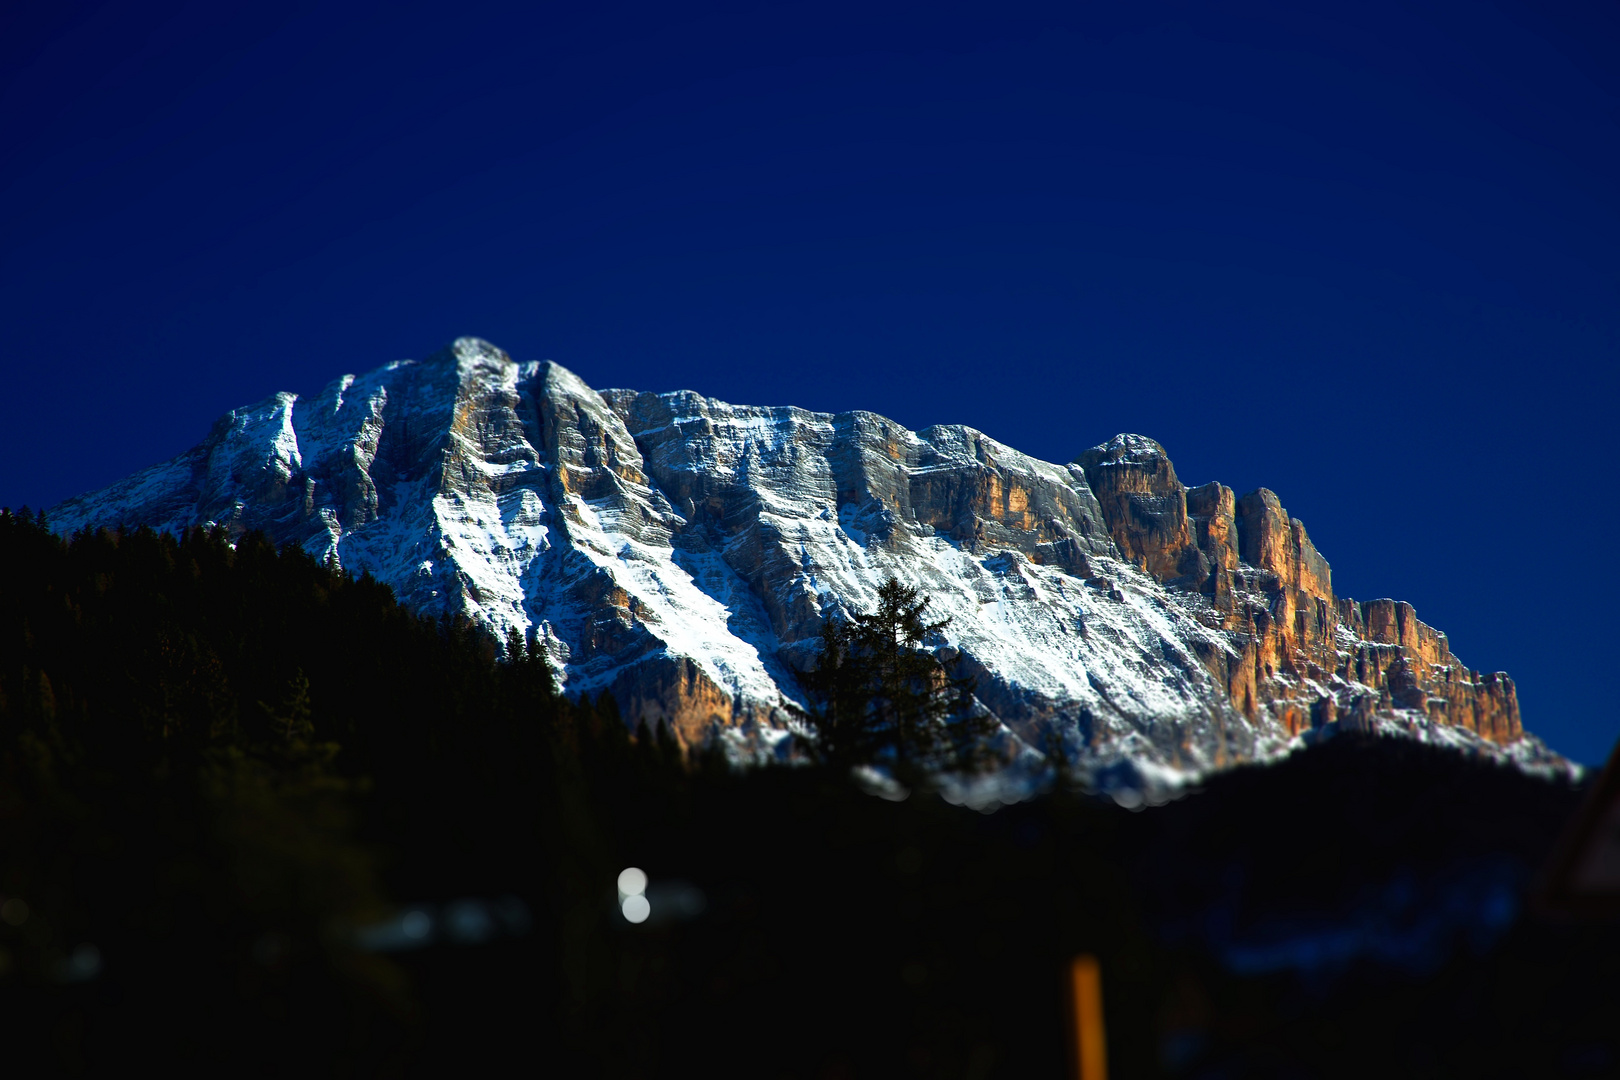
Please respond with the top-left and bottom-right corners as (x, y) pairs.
(1336, 598), (1522, 742)
(49, 339), (1554, 781)
(1077, 435), (1523, 746)
(1074, 435), (1197, 583)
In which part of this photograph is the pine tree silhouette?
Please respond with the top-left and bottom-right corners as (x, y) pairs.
(798, 577), (994, 775)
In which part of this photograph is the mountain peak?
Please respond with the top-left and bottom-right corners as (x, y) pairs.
(1077, 432), (1172, 467)
(47, 342), (1573, 790)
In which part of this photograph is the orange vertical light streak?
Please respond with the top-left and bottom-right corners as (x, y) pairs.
(1069, 954), (1108, 1080)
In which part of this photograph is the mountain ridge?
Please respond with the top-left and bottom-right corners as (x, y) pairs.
(47, 337), (1571, 788)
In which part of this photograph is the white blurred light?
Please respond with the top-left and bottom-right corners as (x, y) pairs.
(402, 910), (432, 938)
(617, 867), (648, 897)
(621, 894), (651, 924)
(1112, 788), (1145, 810)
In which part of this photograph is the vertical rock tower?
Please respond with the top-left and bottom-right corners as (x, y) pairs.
(1077, 435), (1520, 745)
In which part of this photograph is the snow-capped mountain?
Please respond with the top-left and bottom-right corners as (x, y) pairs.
(48, 338), (1568, 786)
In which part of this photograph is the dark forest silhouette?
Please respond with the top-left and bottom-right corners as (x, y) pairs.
(0, 510), (1611, 1077)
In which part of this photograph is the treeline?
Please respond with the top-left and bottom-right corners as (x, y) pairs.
(0, 511), (1157, 1076)
(0, 511), (710, 1071)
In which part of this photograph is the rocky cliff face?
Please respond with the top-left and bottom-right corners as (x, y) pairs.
(1075, 435), (1522, 748)
(48, 339), (1562, 787)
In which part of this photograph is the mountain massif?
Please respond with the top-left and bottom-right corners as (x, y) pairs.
(48, 338), (1564, 786)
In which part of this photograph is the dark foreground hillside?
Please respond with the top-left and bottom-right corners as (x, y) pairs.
(0, 512), (1613, 1077)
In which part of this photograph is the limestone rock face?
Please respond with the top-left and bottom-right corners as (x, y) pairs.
(1076, 434), (1525, 748)
(49, 340), (1562, 783)
(1075, 435), (1196, 583)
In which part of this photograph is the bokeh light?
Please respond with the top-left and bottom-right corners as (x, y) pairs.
(621, 894), (651, 924)
(618, 867), (648, 897)
(445, 899), (495, 944)
(0, 898), (27, 927)
(55, 943), (101, 983)
(402, 910), (431, 939)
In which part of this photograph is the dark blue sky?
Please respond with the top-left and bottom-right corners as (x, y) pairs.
(4, 1), (1616, 762)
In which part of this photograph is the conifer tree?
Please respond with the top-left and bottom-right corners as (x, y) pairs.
(798, 577), (995, 775)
